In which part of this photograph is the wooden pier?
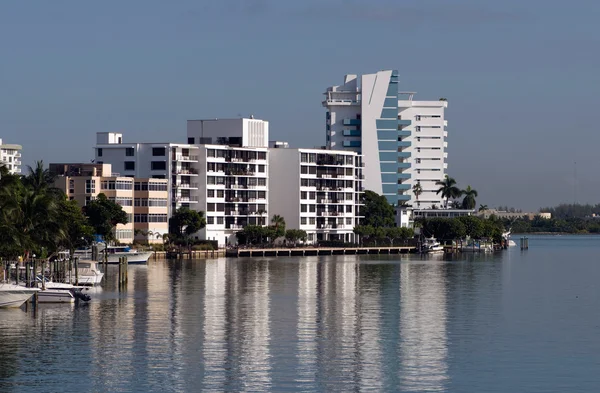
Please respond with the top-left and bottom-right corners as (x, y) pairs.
(226, 246), (416, 258)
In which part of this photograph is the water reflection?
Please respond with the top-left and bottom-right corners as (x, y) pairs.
(0, 256), (483, 393)
(203, 259), (227, 391)
(296, 260), (318, 390)
(400, 263), (449, 392)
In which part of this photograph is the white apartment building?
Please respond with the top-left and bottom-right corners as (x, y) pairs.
(199, 145), (269, 246)
(324, 70), (449, 209)
(95, 132), (201, 217)
(269, 147), (363, 244)
(0, 138), (22, 174)
(399, 93), (448, 209)
(93, 118), (271, 246)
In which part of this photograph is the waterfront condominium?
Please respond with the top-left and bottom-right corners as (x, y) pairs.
(323, 70), (448, 208)
(94, 132), (201, 217)
(269, 147), (363, 244)
(94, 118), (270, 246)
(0, 138), (22, 175)
(50, 163), (169, 244)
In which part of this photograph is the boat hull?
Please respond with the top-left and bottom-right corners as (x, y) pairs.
(37, 289), (75, 303)
(105, 252), (152, 264)
(0, 285), (39, 308)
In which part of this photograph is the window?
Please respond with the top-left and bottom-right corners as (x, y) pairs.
(346, 218), (353, 225)
(301, 217), (307, 225)
(301, 191), (307, 200)
(301, 153), (308, 163)
(97, 148), (103, 157)
(152, 147), (166, 156)
(310, 217), (316, 225)
(109, 197), (133, 206)
(207, 216), (214, 225)
(258, 165), (265, 173)
(151, 161), (166, 170)
(126, 148), (134, 156)
(85, 179), (95, 194)
(207, 149), (215, 158)
(257, 178), (266, 187)
(207, 189), (215, 198)
(217, 217), (224, 224)
(69, 179), (75, 194)
(301, 204), (307, 212)
(217, 190), (224, 198)
(188, 137), (194, 144)
(124, 161), (135, 171)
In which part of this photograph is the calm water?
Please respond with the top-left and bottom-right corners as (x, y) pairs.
(1, 236), (600, 392)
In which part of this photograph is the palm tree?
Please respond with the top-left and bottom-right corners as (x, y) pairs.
(412, 182), (423, 207)
(271, 214), (285, 230)
(23, 161), (59, 195)
(435, 175), (462, 208)
(479, 204), (488, 212)
(461, 185), (478, 210)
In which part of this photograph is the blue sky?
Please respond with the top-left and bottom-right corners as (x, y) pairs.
(1, 0), (599, 210)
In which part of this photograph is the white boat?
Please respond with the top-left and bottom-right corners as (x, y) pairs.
(68, 260), (105, 286)
(27, 276), (91, 303)
(422, 237), (444, 254)
(74, 245), (152, 264)
(0, 283), (39, 308)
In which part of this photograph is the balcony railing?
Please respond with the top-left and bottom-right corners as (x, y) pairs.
(173, 196), (199, 202)
(174, 182), (199, 189)
(175, 154), (199, 161)
(173, 168), (198, 175)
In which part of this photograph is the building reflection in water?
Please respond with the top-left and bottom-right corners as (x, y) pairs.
(237, 260), (272, 391)
(202, 259), (227, 391)
(399, 263), (449, 392)
(357, 263), (384, 391)
(295, 260), (318, 390)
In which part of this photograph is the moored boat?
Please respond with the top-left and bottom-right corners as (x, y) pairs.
(421, 237), (444, 254)
(74, 245), (152, 264)
(0, 283), (39, 308)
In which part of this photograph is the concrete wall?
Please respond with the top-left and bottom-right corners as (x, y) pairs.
(268, 148), (301, 230)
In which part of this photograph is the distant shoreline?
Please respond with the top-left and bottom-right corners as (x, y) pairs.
(512, 232), (600, 236)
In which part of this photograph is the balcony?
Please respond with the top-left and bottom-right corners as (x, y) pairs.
(173, 196), (199, 203)
(398, 141), (411, 147)
(225, 170), (256, 176)
(398, 195), (411, 201)
(175, 154), (199, 162)
(343, 119), (361, 126)
(322, 99), (360, 106)
(398, 130), (411, 137)
(398, 162), (411, 169)
(174, 182), (199, 189)
(226, 224), (244, 230)
(398, 152), (411, 158)
(398, 184), (411, 190)
(173, 168), (199, 176)
(397, 173), (411, 179)
(398, 119), (412, 126)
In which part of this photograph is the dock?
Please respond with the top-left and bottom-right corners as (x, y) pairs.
(226, 246), (416, 258)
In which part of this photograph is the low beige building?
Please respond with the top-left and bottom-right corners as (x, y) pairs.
(51, 163), (168, 244)
(478, 209), (551, 220)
